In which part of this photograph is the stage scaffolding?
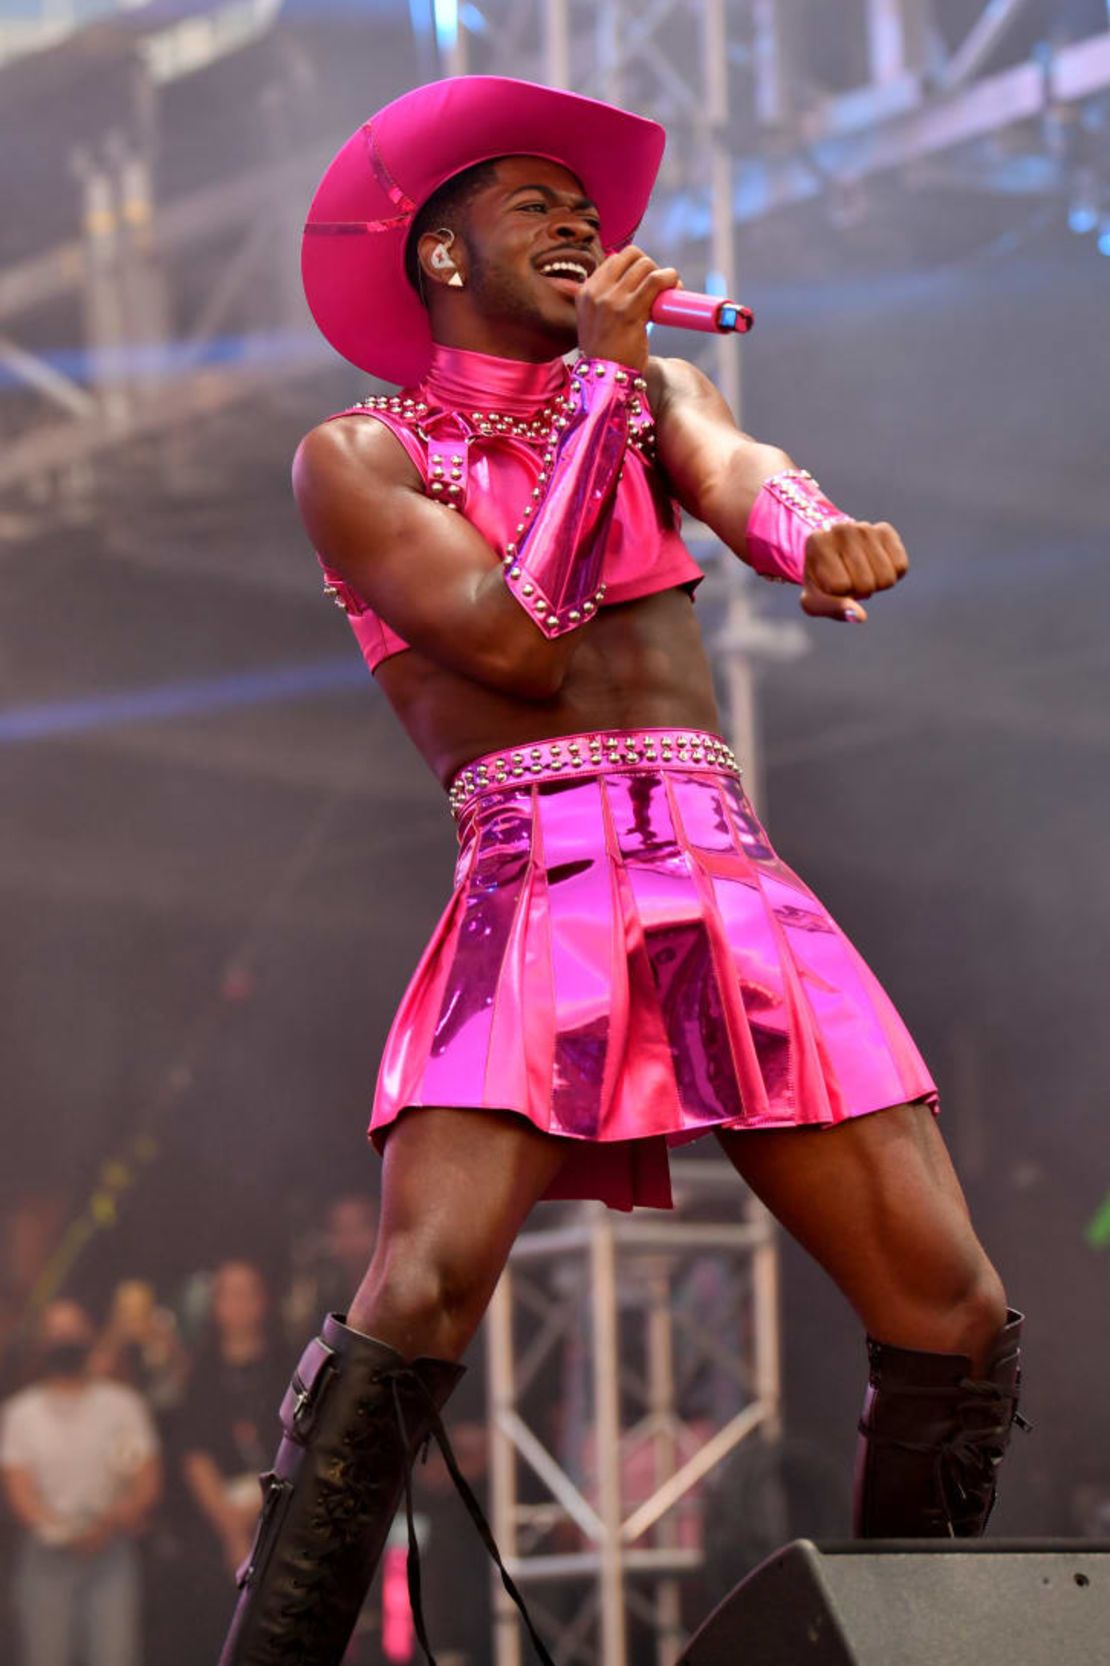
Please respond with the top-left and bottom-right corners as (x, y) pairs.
(486, 1164), (781, 1666)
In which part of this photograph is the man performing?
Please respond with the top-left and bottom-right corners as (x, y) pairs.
(219, 76), (1024, 1666)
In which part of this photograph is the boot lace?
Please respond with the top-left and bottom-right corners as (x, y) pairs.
(858, 1375), (1030, 1534)
(386, 1365), (556, 1666)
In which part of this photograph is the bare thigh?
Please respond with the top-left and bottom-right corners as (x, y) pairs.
(348, 1106), (570, 1360)
(715, 1101), (1007, 1369)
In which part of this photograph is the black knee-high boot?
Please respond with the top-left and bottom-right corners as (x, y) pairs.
(853, 1308), (1027, 1538)
(217, 1314), (555, 1666)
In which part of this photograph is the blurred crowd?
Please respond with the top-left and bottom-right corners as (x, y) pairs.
(0, 1194), (493, 1666)
(1, 1181), (784, 1666)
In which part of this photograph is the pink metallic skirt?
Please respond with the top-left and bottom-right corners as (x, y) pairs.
(369, 726), (939, 1211)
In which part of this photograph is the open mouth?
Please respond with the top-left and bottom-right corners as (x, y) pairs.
(536, 256), (591, 294)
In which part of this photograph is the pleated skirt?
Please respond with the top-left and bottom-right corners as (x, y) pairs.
(369, 726), (939, 1210)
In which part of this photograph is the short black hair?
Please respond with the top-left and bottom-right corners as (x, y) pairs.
(404, 158), (503, 297)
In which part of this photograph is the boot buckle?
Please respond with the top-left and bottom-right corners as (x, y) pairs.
(280, 1335), (336, 1441)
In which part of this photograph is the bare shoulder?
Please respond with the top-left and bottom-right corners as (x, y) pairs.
(290, 410), (431, 576)
(291, 411), (421, 504)
(645, 355), (719, 413)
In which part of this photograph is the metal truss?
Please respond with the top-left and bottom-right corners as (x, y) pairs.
(0, 142), (331, 496)
(486, 1164), (780, 1666)
(0, 0), (300, 505)
(448, 2), (1110, 216)
(0, 10), (338, 513)
(0, 0), (285, 77)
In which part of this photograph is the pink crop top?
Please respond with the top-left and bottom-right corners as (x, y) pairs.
(315, 344), (704, 675)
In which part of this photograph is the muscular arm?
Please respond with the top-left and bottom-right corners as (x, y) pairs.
(292, 419), (586, 700)
(648, 355), (908, 619)
(648, 355), (791, 549)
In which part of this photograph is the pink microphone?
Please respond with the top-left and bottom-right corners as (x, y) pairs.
(649, 289), (754, 334)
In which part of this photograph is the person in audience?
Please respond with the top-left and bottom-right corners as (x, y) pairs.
(0, 1298), (161, 1666)
(283, 1193), (380, 1340)
(91, 1278), (189, 1414)
(180, 1260), (290, 1577)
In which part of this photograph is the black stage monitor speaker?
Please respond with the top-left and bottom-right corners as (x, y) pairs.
(677, 1539), (1110, 1666)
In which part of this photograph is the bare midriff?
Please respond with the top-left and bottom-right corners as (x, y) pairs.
(375, 584), (722, 790)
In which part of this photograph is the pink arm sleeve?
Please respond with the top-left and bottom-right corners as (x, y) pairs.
(500, 357), (645, 637)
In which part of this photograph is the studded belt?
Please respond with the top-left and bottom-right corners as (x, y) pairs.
(446, 725), (742, 821)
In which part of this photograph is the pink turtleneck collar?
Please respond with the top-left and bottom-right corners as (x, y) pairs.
(419, 343), (569, 415)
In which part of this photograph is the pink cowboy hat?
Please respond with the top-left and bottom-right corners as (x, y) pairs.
(301, 75), (665, 386)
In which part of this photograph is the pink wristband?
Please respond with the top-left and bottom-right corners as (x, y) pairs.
(744, 468), (850, 586)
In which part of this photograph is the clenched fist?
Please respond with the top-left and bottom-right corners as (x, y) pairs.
(800, 520), (909, 623)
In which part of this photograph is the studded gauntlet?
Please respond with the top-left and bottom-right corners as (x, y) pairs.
(500, 357), (645, 636)
(744, 467), (851, 585)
